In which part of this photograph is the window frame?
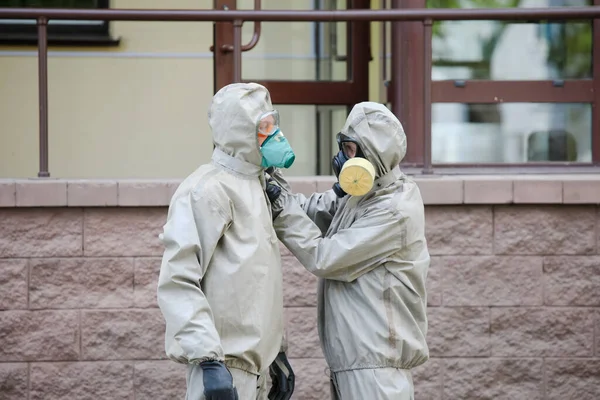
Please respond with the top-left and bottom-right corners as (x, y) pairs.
(0, 0), (120, 46)
(391, 0), (600, 170)
(212, 0), (370, 105)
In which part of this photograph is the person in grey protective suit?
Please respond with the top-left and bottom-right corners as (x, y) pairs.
(266, 101), (430, 400)
(156, 82), (296, 400)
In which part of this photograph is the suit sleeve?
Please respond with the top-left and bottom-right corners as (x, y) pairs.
(273, 191), (405, 282)
(157, 188), (231, 364)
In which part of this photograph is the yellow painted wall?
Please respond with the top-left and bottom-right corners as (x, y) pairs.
(0, 0), (377, 179)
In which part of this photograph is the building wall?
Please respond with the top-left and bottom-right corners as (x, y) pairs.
(0, 0), (371, 179)
(1, 176), (600, 400)
(2, 0), (591, 178)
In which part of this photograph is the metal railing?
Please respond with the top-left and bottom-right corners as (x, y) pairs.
(0, 6), (599, 177)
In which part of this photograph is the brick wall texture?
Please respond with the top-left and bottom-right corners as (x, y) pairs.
(1, 205), (599, 400)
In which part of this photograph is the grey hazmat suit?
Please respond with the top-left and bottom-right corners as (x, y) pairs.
(157, 83), (288, 400)
(269, 101), (430, 400)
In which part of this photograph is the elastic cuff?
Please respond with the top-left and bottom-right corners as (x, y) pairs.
(190, 356), (224, 365)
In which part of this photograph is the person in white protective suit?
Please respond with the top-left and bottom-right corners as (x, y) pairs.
(156, 82), (296, 400)
(266, 101), (430, 400)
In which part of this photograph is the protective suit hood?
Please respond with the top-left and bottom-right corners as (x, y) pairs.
(341, 101), (407, 178)
(208, 82), (273, 168)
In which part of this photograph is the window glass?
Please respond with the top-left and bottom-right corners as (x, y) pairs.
(428, 0), (593, 80)
(432, 102), (591, 163)
(240, 0), (349, 82)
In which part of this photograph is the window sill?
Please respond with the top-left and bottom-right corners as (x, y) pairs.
(1, 175), (600, 207)
(400, 165), (600, 175)
(0, 34), (121, 47)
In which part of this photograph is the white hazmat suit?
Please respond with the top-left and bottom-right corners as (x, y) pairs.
(157, 83), (289, 400)
(270, 101), (430, 400)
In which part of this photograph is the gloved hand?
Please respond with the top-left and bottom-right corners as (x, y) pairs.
(268, 352), (295, 400)
(332, 182), (347, 198)
(265, 178), (282, 204)
(200, 361), (239, 400)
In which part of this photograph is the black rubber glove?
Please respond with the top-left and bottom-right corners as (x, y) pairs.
(332, 182), (347, 198)
(265, 178), (282, 204)
(268, 352), (295, 400)
(200, 361), (239, 400)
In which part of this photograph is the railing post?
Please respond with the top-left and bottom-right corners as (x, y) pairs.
(422, 18), (433, 174)
(232, 19), (242, 83)
(37, 17), (50, 178)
